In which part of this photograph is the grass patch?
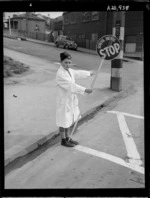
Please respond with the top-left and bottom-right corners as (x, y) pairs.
(4, 56), (29, 77)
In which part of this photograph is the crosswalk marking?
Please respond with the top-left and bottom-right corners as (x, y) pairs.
(107, 110), (144, 119)
(117, 113), (143, 166)
(74, 145), (144, 174)
(106, 110), (144, 173)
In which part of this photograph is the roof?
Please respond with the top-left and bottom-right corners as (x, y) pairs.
(35, 14), (51, 21)
(10, 13), (45, 21)
(54, 16), (63, 22)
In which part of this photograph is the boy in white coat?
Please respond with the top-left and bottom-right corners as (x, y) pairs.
(56, 52), (95, 147)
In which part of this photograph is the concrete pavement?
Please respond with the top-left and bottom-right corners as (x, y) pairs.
(5, 84), (144, 188)
(4, 44), (143, 167)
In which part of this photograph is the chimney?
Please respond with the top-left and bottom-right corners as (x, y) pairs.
(26, 12), (32, 18)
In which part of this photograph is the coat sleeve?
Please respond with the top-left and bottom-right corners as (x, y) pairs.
(72, 69), (91, 79)
(56, 71), (86, 95)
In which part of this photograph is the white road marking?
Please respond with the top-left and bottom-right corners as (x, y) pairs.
(74, 145), (144, 174)
(107, 110), (144, 119)
(107, 110), (144, 169)
(117, 113), (143, 166)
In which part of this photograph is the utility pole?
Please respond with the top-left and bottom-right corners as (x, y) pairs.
(8, 16), (11, 35)
(111, 11), (125, 91)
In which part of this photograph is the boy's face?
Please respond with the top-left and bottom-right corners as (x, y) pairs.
(61, 58), (72, 70)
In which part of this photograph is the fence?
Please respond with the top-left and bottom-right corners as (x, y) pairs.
(4, 28), (98, 51)
(3, 29), (54, 42)
(76, 38), (97, 50)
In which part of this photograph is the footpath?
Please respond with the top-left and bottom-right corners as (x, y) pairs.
(4, 37), (143, 166)
(26, 37), (143, 60)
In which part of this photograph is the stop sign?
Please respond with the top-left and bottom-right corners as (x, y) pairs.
(96, 35), (121, 60)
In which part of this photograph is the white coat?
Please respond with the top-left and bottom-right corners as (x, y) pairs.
(56, 65), (91, 128)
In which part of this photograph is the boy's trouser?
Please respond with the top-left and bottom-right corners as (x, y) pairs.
(59, 127), (70, 139)
(59, 127), (69, 133)
(59, 123), (75, 138)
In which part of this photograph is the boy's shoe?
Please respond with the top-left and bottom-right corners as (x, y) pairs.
(66, 137), (79, 145)
(61, 138), (75, 147)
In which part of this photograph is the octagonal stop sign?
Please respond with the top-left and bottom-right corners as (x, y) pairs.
(96, 35), (121, 60)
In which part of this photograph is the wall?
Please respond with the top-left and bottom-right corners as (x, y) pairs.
(63, 12), (107, 49)
(27, 20), (45, 33)
(20, 20), (26, 31)
(125, 11), (143, 53)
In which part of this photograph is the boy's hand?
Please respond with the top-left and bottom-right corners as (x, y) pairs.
(85, 89), (93, 94)
(90, 70), (96, 76)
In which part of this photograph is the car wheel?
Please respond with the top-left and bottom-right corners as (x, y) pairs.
(74, 47), (78, 51)
(55, 42), (59, 47)
(64, 44), (69, 49)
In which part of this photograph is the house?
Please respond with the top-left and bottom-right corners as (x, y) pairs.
(63, 12), (143, 53)
(35, 13), (51, 30)
(9, 12), (46, 40)
(35, 13), (55, 42)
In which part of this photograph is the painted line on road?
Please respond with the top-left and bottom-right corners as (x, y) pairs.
(74, 145), (144, 174)
(117, 113), (143, 166)
(107, 111), (144, 119)
(107, 110), (144, 168)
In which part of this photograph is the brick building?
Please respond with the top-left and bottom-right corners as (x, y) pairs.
(53, 16), (63, 41)
(63, 12), (143, 53)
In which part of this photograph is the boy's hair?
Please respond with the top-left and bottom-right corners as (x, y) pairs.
(60, 52), (72, 61)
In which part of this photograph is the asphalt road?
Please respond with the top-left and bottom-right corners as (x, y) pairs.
(4, 37), (144, 189)
(4, 37), (143, 88)
(5, 84), (144, 189)
(4, 37), (111, 72)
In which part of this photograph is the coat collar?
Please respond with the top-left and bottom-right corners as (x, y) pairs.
(60, 65), (72, 78)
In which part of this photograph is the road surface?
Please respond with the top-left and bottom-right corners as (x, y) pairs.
(4, 37), (144, 189)
(5, 84), (144, 188)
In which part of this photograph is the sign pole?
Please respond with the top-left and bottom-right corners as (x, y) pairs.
(69, 34), (121, 141)
(111, 12), (125, 91)
(69, 58), (104, 141)
(90, 58), (104, 90)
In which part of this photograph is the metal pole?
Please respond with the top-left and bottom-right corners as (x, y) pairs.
(9, 16), (11, 35)
(111, 12), (125, 91)
(140, 33), (143, 61)
(90, 59), (104, 89)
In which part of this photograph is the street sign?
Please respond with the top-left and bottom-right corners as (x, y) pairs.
(71, 36), (120, 137)
(96, 35), (121, 60)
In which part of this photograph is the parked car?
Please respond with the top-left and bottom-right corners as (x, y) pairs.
(55, 35), (78, 50)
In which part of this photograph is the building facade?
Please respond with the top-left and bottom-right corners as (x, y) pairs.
(9, 12), (46, 40)
(63, 11), (143, 53)
(53, 16), (63, 41)
(63, 12), (107, 50)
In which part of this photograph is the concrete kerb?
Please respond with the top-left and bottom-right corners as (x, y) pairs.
(5, 84), (135, 167)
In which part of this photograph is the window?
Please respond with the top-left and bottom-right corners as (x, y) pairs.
(14, 21), (18, 29)
(76, 14), (82, 23)
(79, 34), (85, 39)
(64, 14), (70, 25)
(70, 13), (77, 24)
(82, 12), (91, 22)
(35, 24), (40, 30)
(91, 12), (99, 21)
